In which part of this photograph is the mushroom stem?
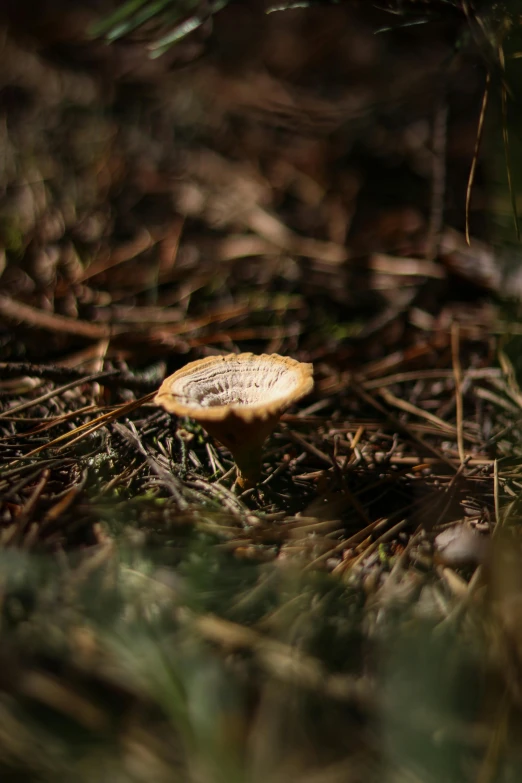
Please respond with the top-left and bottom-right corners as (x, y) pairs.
(234, 447), (263, 490)
(204, 415), (276, 490)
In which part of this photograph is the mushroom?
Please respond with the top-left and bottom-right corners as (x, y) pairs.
(154, 353), (314, 489)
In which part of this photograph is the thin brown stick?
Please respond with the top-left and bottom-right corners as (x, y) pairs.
(493, 459), (503, 533)
(350, 380), (457, 471)
(451, 321), (465, 464)
(0, 295), (124, 339)
(0, 371), (118, 419)
(55, 393), (156, 453)
(362, 367), (501, 390)
(378, 386), (476, 442)
(0, 362), (161, 391)
(283, 428), (333, 466)
(466, 72), (490, 246)
(78, 228), (155, 281)
(333, 517), (410, 575)
(6, 392), (155, 463)
(0, 405), (100, 440)
(304, 519), (382, 572)
(246, 206), (347, 265)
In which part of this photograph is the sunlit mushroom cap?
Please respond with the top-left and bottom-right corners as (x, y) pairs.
(154, 353), (314, 423)
(155, 353), (314, 488)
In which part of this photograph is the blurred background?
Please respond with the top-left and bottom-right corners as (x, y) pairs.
(0, 0), (505, 365)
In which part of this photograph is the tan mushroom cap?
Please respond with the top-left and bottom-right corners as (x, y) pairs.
(154, 353), (314, 488)
(155, 353), (314, 421)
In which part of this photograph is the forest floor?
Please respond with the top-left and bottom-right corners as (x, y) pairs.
(1, 2), (522, 782)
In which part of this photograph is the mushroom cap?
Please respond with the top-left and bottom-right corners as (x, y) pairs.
(154, 353), (314, 423)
